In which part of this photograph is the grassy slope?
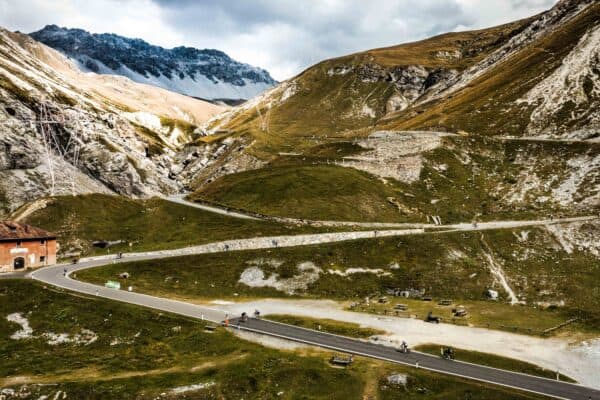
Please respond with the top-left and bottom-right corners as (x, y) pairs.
(393, 137), (600, 222)
(21, 194), (322, 257)
(382, 3), (600, 136)
(191, 164), (406, 222)
(414, 344), (575, 382)
(77, 225), (600, 335)
(362, 19), (532, 69)
(192, 137), (598, 223)
(191, 5), (600, 223)
(202, 5), (600, 157)
(209, 17), (532, 155)
(0, 280), (543, 399)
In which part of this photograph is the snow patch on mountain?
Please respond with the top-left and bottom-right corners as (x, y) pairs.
(30, 25), (277, 100)
(75, 58), (274, 100)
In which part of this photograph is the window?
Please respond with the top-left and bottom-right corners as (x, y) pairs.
(40, 256), (46, 262)
(16, 241), (22, 248)
(41, 239), (46, 245)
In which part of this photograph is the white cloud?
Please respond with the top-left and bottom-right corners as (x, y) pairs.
(0, 0), (558, 80)
(0, 0), (183, 46)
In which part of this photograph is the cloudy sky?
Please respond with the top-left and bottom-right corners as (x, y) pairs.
(0, 0), (557, 80)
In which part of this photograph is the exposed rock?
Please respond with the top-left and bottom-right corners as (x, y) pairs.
(520, 24), (600, 136)
(387, 373), (408, 386)
(0, 27), (227, 213)
(423, 0), (597, 104)
(354, 64), (458, 111)
(338, 131), (450, 183)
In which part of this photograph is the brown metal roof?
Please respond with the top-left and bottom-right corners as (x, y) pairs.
(0, 221), (56, 241)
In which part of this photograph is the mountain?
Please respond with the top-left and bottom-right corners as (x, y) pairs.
(29, 25), (277, 101)
(191, 0), (599, 222)
(0, 26), (226, 214)
(207, 0), (599, 145)
(3, 0), (598, 224)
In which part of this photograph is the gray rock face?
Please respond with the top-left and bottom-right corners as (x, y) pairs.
(422, 0), (597, 104)
(0, 27), (189, 215)
(347, 63), (458, 112)
(0, 138), (42, 170)
(0, 93), (184, 213)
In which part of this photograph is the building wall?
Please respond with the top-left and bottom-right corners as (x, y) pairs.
(0, 239), (57, 273)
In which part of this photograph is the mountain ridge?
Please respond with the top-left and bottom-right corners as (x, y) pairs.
(2, 0), (598, 221)
(30, 24), (277, 100)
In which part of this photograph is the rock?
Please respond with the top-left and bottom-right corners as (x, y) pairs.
(387, 373), (408, 386)
(386, 93), (410, 113)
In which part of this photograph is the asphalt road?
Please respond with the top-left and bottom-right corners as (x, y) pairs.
(30, 261), (600, 400)
(165, 194), (260, 220)
(232, 317), (600, 400)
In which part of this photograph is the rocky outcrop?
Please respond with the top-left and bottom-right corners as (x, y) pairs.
(0, 91), (181, 212)
(328, 63), (458, 113)
(422, 0), (597, 104)
(519, 24), (600, 137)
(0, 28), (199, 213)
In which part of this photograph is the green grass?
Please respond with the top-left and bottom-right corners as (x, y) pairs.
(191, 135), (597, 224)
(191, 164), (410, 222)
(20, 194), (323, 257)
(76, 224), (600, 335)
(388, 137), (599, 223)
(414, 344), (575, 382)
(266, 315), (384, 339)
(0, 280), (362, 399)
(377, 367), (545, 400)
(0, 280), (544, 399)
(351, 297), (572, 336)
(0, 188), (9, 217)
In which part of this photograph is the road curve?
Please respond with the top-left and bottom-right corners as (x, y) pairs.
(29, 232), (600, 400)
(164, 194), (260, 220)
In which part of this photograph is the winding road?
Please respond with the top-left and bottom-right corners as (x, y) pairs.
(26, 214), (600, 399)
(165, 194), (597, 231)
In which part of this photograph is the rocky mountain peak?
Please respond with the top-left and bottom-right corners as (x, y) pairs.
(29, 25), (277, 100)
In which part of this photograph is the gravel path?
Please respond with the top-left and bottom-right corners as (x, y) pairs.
(164, 194), (597, 231)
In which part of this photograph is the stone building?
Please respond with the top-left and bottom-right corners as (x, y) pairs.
(0, 221), (57, 272)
